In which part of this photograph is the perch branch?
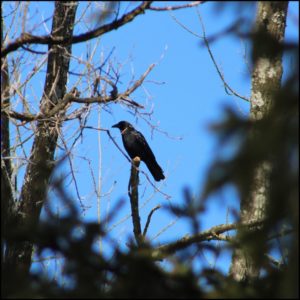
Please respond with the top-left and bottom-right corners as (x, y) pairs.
(128, 157), (142, 246)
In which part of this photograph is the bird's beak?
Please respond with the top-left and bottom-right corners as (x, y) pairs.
(112, 123), (118, 128)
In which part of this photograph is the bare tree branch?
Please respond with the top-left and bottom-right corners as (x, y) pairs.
(196, 9), (250, 102)
(128, 157), (142, 246)
(4, 2), (78, 277)
(122, 63), (156, 97)
(149, 1), (204, 11)
(170, 9), (249, 102)
(2, 2), (153, 56)
(143, 205), (161, 237)
(2, 63), (156, 122)
(152, 220), (265, 259)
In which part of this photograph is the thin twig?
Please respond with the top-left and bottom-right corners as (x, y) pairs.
(143, 205), (161, 237)
(123, 63), (155, 96)
(196, 9), (250, 102)
(149, 1), (204, 11)
(171, 10), (249, 102)
(2, 2), (153, 56)
(4, 62), (156, 122)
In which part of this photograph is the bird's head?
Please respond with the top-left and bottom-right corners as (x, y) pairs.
(112, 121), (133, 131)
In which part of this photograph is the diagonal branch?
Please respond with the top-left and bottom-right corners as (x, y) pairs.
(151, 220), (265, 259)
(2, 2), (153, 56)
(143, 205), (161, 237)
(196, 9), (250, 102)
(171, 9), (249, 102)
(2, 63), (156, 122)
(122, 63), (155, 96)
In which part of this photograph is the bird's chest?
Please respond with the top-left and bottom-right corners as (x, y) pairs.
(122, 132), (144, 159)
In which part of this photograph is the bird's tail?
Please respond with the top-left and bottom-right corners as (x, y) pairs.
(145, 159), (165, 181)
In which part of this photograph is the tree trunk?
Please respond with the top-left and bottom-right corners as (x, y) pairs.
(229, 1), (288, 282)
(3, 1), (78, 282)
(1, 7), (14, 273)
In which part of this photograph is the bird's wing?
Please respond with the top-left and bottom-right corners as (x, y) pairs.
(133, 130), (157, 161)
(121, 128), (164, 181)
(133, 130), (165, 181)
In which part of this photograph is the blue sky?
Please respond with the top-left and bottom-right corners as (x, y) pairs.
(3, 1), (299, 279)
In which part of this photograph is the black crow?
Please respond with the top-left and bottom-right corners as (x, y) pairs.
(112, 121), (165, 181)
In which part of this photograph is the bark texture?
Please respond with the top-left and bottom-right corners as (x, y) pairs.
(3, 1), (78, 279)
(229, 1), (288, 282)
(1, 7), (15, 277)
(128, 157), (142, 245)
